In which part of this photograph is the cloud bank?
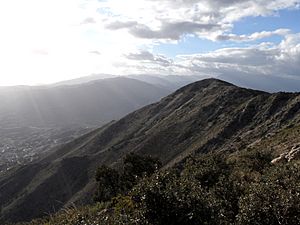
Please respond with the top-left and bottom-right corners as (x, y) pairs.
(0, 0), (299, 91)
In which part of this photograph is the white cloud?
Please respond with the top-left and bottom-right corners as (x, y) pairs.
(176, 33), (300, 85)
(125, 50), (173, 66)
(100, 0), (300, 40)
(119, 33), (300, 90)
(214, 29), (291, 42)
(0, 0), (299, 87)
(106, 21), (221, 40)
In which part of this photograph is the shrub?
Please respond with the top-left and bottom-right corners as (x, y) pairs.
(122, 153), (162, 189)
(94, 153), (162, 203)
(237, 162), (300, 225)
(94, 165), (121, 202)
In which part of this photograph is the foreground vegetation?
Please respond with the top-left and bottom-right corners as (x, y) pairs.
(16, 145), (300, 225)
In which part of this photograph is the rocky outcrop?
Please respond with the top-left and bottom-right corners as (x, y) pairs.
(271, 144), (300, 164)
(288, 144), (300, 161)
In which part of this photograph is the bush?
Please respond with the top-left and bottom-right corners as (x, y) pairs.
(24, 150), (300, 225)
(131, 169), (221, 225)
(122, 153), (162, 189)
(94, 165), (122, 202)
(237, 162), (300, 225)
(94, 153), (161, 203)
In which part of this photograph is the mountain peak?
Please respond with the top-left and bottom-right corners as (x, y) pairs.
(196, 78), (232, 85)
(188, 78), (233, 88)
(172, 78), (236, 95)
(172, 78), (268, 99)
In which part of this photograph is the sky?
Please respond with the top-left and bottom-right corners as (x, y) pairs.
(0, 0), (300, 89)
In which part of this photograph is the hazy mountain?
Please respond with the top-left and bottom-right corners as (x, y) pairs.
(51, 74), (117, 86)
(51, 74), (206, 92)
(218, 72), (300, 93)
(0, 77), (170, 173)
(53, 73), (300, 93)
(0, 77), (170, 128)
(127, 74), (207, 91)
(1, 78), (300, 223)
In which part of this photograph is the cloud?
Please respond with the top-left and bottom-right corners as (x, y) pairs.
(126, 50), (155, 61)
(118, 33), (300, 91)
(125, 50), (173, 66)
(89, 50), (101, 55)
(176, 33), (300, 79)
(1, 0), (300, 90)
(106, 20), (221, 40)
(106, 21), (138, 30)
(214, 29), (291, 42)
(101, 0), (300, 41)
(185, 48), (277, 67)
(81, 17), (96, 25)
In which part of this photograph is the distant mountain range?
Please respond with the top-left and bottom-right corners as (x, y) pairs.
(51, 74), (117, 86)
(1, 78), (300, 223)
(52, 73), (206, 91)
(0, 77), (170, 128)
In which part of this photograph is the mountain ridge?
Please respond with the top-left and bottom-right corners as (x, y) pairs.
(1, 78), (300, 223)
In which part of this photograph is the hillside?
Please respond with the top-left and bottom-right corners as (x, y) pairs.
(1, 78), (300, 223)
(21, 125), (300, 225)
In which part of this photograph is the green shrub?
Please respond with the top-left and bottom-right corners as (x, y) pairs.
(122, 153), (162, 189)
(237, 162), (300, 225)
(94, 153), (162, 203)
(94, 165), (121, 202)
(131, 170), (219, 225)
(21, 150), (300, 225)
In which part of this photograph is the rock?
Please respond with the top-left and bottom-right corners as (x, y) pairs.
(271, 144), (300, 164)
(271, 153), (288, 164)
(287, 145), (300, 161)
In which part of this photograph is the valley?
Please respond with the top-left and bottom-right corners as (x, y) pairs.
(0, 126), (92, 173)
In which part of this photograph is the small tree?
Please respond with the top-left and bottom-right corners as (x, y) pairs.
(94, 165), (121, 202)
(94, 153), (162, 203)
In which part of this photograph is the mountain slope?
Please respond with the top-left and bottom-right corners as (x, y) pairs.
(1, 78), (300, 223)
